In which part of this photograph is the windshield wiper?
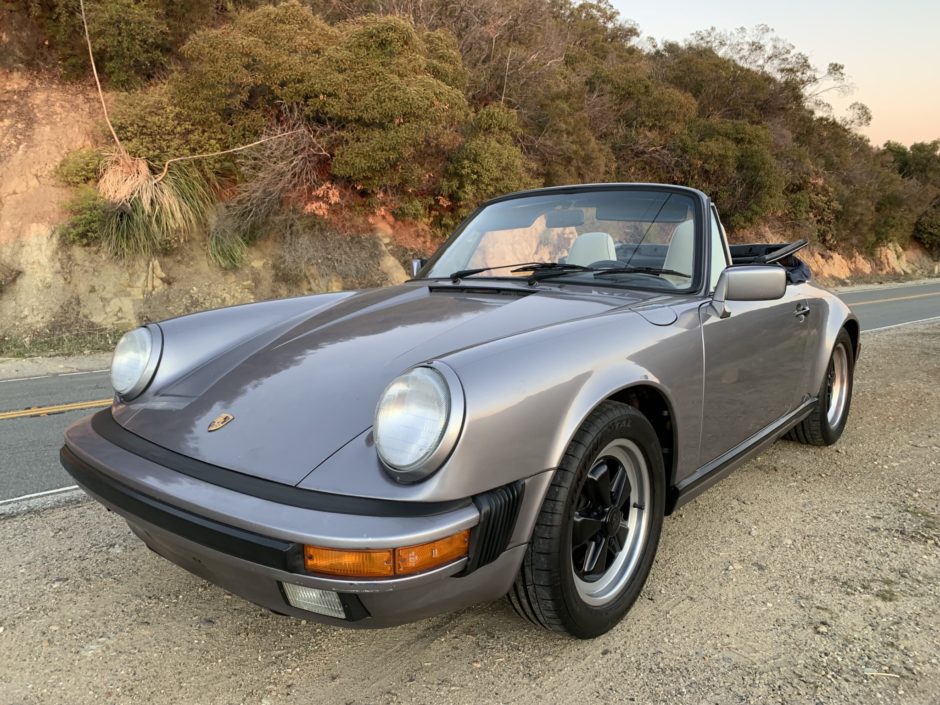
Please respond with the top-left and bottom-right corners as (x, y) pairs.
(593, 266), (690, 278)
(529, 264), (689, 284)
(448, 261), (689, 285)
(449, 261), (592, 282)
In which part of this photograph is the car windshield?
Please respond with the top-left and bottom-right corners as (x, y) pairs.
(426, 189), (700, 291)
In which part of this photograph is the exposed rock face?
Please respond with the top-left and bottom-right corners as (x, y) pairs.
(0, 71), (97, 332)
(730, 224), (939, 284)
(801, 241), (939, 283)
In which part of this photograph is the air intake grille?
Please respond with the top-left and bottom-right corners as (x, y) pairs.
(465, 481), (524, 573)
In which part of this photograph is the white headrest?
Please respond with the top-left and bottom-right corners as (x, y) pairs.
(664, 220), (694, 275)
(567, 231), (617, 266)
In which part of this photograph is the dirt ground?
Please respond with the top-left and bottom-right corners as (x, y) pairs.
(1, 323), (938, 705)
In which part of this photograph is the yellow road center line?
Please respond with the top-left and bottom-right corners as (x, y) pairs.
(851, 291), (940, 306)
(0, 399), (112, 421)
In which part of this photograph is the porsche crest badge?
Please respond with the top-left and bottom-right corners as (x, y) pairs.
(208, 413), (235, 432)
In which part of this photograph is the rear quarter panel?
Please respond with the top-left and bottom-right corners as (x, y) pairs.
(805, 283), (859, 393)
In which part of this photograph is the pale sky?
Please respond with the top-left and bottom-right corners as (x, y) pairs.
(610, 0), (940, 146)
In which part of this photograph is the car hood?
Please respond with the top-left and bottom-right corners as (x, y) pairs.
(118, 282), (649, 485)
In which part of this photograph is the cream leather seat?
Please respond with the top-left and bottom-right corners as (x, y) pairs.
(662, 220), (694, 286)
(566, 232), (617, 266)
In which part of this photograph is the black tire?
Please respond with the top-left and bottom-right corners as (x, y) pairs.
(787, 328), (855, 446)
(507, 401), (666, 638)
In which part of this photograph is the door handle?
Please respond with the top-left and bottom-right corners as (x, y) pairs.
(794, 303), (810, 318)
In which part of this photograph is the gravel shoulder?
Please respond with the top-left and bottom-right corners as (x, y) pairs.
(1, 324), (938, 705)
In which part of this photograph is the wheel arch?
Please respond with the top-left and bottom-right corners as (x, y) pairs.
(550, 378), (679, 512)
(811, 300), (859, 393)
(605, 384), (677, 498)
(843, 316), (860, 361)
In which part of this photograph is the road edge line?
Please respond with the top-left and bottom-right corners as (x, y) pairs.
(0, 485), (80, 506)
(865, 315), (940, 333)
(0, 486), (87, 518)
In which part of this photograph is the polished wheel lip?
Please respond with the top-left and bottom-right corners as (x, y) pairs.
(826, 343), (849, 427)
(571, 439), (651, 607)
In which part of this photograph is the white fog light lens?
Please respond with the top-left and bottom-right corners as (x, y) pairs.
(110, 327), (156, 399)
(374, 367), (452, 475)
(282, 582), (346, 619)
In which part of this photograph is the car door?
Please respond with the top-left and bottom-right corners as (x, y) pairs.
(696, 211), (812, 465)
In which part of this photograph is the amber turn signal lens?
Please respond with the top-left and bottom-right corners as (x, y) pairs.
(303, 545), (394, 578)
(304, 530), (470, 578)
(395, 530), (470, 576)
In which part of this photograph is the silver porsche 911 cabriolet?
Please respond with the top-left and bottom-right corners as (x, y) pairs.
(61, 184), (858, 638)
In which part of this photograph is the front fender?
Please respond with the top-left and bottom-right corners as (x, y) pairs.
(301, 310), (702, 504)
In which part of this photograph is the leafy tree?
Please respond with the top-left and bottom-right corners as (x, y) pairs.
(884, 140), (940, 183)
(914, 200), (940, 255)
(673, 119), (785, 228)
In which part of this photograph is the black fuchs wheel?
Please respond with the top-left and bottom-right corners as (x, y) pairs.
(507, 401), (665, 638)
(787, 328), (855, 446)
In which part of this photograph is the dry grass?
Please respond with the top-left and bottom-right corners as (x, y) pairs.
(94, 157), (217, 257)
(97, 153), (152, 204)
(208, 115), (331, 266)
(273, 211), (388, 290)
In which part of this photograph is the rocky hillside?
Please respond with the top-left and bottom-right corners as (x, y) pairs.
(0, 72), (410, 352)
(0, 70), (936, 352)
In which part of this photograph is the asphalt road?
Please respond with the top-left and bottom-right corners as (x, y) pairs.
(1, 280), (938, 504)
(838, 279), (940, 329)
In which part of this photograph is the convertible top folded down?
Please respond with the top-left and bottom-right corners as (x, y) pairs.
(730, 241), (811, 284)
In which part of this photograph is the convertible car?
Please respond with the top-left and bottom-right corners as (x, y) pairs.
(61, 184), (858, 638)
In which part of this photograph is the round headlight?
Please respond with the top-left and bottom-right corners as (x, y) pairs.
(110, 326), (161, 400)
(374, 365), (464, 482)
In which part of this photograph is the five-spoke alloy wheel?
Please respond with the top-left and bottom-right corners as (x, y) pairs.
(571, 440), (651, 606)
(508, 401), (665, 638)
(788, 327), (855, 446)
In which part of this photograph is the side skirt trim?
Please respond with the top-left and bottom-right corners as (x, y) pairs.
(668, 399), (816, 513)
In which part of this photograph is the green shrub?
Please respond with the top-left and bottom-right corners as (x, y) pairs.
(331, 123), (451, 193)
(85, 0), (171, 89)
(11, 0), (261, 85)
(174, 2), (337, 117)
(55, 148), (105, 185)
(306, 15), (468, 194)
(443, 106), (534, 217)
(422, 29), (468, 92)
(208, 220), (248, 269)
(58, 185), (108, 245)
(66, 3), (472, 219)
(392, 197), (430, 221)
(110, 84), (236, 164)
(913, 200), (940, 256)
